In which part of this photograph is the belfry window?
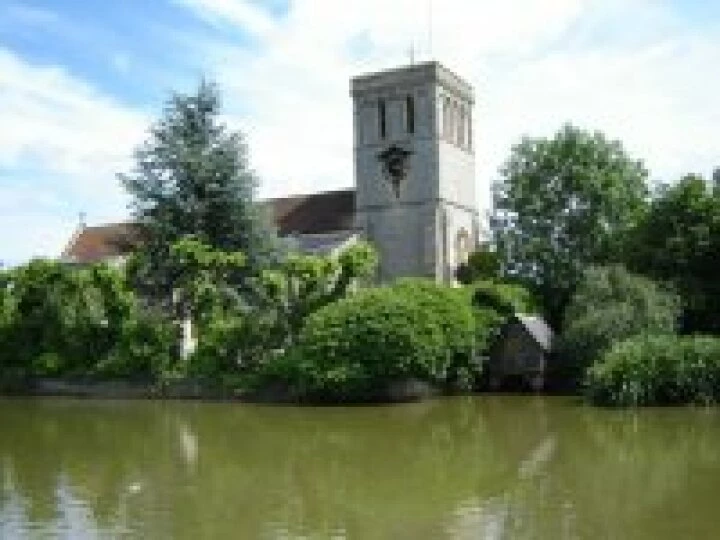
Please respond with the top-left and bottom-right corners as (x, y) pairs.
(406, 95), (415, 134)
(378, 98), (387, 139)
(443, 97), (451, 140)
(467, 109), (472, 150)
(450, 101), (458, 144)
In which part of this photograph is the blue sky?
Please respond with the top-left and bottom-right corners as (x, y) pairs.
(1, 0), (719, 265)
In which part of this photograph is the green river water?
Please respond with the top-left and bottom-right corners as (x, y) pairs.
(1, 396), (719, 539)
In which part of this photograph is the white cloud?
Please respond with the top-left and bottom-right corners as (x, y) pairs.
(0, 49), (147, 179)
(175, 0), (277, 37)
(180, 0), (720, 212)
(0, 48), (148, 265)
(3, 0), (720, 264)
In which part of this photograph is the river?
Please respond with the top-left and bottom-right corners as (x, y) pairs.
(1, 396), (719, 539)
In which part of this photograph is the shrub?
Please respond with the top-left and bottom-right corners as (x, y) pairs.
(270, 281), (477, 401)
(187, 312), (281, 378)
(586, 334), (720, 406)
(470, 280), (537, 316)
(455, 247), (500, 284)
(98, 313), (177, 378)
(0, 259), (178, 379)
(252, 241), (379, 348)
(0, 261), (136, 375)
(393, 279), (475, 360)
(556, 265), (680, 384)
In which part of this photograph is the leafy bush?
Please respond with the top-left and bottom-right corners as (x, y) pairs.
(586, 335), (720, 406)
(188, 312), (281, 378)
(456, 247), (500, 284)
(0, 259), (177, 379)
(0, 269), (14, 373)
(251, 241), (379, 347)
(0, 261), (133, 375)
(470, 280), (537, 316)
(556, 265), (680, 384)
(98, 313), (177, 378)
(268, 281), (477, 401)
(186, 242), (380, 382)
(187, 316), (244, 378)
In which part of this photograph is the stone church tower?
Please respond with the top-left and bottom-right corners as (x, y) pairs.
(351, 61), (479, 282)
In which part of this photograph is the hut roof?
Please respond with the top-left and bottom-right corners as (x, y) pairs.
(515, 315), (553, 352)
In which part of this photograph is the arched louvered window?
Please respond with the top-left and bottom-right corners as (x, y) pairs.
(378, 98), (387, 139)
(406, 95), (415, 134)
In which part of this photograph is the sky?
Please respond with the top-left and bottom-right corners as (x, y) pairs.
(1, 0), (719, 266)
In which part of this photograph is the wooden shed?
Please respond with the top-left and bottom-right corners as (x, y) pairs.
(489, 315), (553, 391)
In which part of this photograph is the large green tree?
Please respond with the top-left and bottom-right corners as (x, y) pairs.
(625, 174), (720, 333)
(253, 241), (378, 346)
(556, 265), (680, 384)
(120, 80), (277, 305)
(188, 242), (378, 377)
(492, 124), (648, 326)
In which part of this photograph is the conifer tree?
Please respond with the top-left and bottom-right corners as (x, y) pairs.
(120, 80), (277, 304)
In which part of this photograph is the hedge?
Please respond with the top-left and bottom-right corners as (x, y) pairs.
(586, 334), (720, 406)
(270, 280), (478, 401)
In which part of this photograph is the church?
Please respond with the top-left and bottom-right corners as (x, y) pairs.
(62, 61), (480, 283)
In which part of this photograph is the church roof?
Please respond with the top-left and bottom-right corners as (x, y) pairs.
(284, 230), (359, 256)
(268, 188), (355, 235)
(61, 189), (357, 263)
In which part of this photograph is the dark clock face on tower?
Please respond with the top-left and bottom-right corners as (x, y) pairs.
(377, 145), (412, 198)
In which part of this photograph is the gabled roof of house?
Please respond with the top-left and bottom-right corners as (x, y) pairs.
(515, 315), (554, 352)
(61, 222), (142, 263)
(61, 189), (357, 263)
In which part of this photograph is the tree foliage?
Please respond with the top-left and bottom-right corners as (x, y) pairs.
(167, 236), (246, 322)
(120, 80), (277, 305)
(455, 246), (501, 285)
(468, 280), (539, 354)
(587, 334), (720, 406)
(557, 265), (680, 384)
(492, 124), (648, 325)
(188, 242), (378, 378)
(0, 260), (174, 377)
(624, 174), (720, 333)
(251, 241), (378, 346)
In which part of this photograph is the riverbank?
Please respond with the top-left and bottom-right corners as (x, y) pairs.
(0, 375), (441, 403)
(0, 376), (228, 400)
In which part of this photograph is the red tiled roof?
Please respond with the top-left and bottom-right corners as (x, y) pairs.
(62, 222), (142, 263)
(62, 189), (357, 263)
(270, 189), (355, 235)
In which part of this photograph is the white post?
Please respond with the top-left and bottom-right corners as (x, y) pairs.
(180, 315), (197, 360)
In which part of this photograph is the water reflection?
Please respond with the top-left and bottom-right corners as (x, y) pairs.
(0, 397), (719, 539)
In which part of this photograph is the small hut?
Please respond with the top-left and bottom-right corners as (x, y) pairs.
(489, 315), (553, 391)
